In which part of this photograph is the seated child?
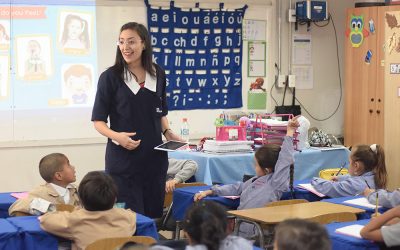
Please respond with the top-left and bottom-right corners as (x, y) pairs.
(165, 158), (198, 193)
(152, 200), (252, 250)
(9, 153), (80, 216)
(360, 205), (400, 248)
(194, 116), (299, 237)
(364, 188), (400, 209)
(311, 144), (388, 197)
(39, 171), (136, 250)
(273, 218), (331, 250)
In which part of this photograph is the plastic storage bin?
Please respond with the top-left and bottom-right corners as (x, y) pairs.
(216, 126), (247, 141)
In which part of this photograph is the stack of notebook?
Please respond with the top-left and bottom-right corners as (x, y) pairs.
(202, 140), (254, 154)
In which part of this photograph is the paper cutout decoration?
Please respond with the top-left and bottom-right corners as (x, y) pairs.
(345, 15), (369, 48)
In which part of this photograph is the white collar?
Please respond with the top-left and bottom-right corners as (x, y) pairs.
(49, 183), (73, 196)
(124, 69), (157, 95)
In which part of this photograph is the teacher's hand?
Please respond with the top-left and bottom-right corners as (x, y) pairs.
(116, 132), (141, 150)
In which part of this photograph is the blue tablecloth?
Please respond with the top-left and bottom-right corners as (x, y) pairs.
(326, 219), (380, 250)
(321, 196), (389, 219)
(7, 216), (58, 250)
(171, 182), (321, 221)
(0, 193), (17, 218)
(169, 148), (349, 185)
(172, 186), (239, 221)
(0, 218), (21, 249)
(4, 213), (159, 250)
(281, 180), (323, 202)
(136, 213), (159, 240)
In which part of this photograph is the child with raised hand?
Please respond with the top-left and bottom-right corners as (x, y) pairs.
(39, 171), (136, 250)
(274, 218), (331, 250)
(9, 153), (80, 216)
(193, 116), (299, 237)
(311, 144), (388, 198)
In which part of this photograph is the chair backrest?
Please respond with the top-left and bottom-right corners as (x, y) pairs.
(308, 212), (357, 224)
(265, 199), (309, 207)
(55, 204), (75, 212)
(85, 236), (156, 250)
(163, 182), (207, 208)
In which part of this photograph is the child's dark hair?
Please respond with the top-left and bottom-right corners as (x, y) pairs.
(39, 153), (68, 182)
(275, 218), (331, 250)
(351, 144), (387, 189)
(78, 171), (117, 211)
(255, 144), (281, 172)
(183, 201), (227, 250)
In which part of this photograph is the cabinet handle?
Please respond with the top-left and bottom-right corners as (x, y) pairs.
(371, 98), (374, 102)
(369, 109), (373, 113)
(377, 110), (381, 114)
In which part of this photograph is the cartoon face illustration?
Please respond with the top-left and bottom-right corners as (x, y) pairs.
(346, 15), (369, 48)
(64, 64), (92, 104)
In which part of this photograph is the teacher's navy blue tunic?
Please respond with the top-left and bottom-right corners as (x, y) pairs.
(91, 64), (168, 218)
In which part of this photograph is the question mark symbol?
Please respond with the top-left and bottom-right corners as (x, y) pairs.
(173, 95), (179, 106)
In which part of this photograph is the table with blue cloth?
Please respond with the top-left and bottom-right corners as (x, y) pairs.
(171, 183), (322, 221)
(321, 196), (389, 219)
(169, 147), (349, 185)
(0, 193), (16, 218)
(2, 213), (159, 250)
(281, 180), (323, 202)
(0, 218), (21, 249)
(326, 219), (381, 250)
(135, 213), (159, 240)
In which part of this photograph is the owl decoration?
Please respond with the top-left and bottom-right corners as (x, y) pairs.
(345, 15), (369, 48)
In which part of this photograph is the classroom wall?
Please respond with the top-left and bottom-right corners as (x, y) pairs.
(0, 0), (352, 192)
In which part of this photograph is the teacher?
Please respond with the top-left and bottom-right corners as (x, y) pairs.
(91, 22), (180, 218)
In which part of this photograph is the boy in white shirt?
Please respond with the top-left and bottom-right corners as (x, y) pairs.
(9, 153), (81, 216)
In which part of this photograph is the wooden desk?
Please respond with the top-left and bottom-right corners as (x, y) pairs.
(228, 202), (365, 225)
(228, 202), (365, 245)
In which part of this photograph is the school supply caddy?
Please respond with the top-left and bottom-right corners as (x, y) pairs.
(319, 168), (349, 180)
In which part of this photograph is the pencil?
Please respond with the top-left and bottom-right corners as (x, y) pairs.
(365, 180), (371, 189)
(336, 162), (346, 176)
(375, 192), (379, 217)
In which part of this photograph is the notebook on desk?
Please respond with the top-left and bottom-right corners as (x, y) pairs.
(297, 183), (326, 197)
(335, 224), (364, 238)
(343, 197), (382, 209)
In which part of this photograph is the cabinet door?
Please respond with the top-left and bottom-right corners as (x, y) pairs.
(344, 7), (379, 145)
(380, 6), (400, 189)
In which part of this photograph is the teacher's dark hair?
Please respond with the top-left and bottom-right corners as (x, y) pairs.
(113, 22), (155, 80)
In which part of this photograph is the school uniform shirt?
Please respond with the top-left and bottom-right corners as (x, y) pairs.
(40, 207), (136, 250)
(311, 171), (375, 198)
(210, 136), (295, 237)
(8, 183), (80, 216)
(167, 158), (198, 183)
(367, 189), (400, 208)
(91, 64), (169, 218)
(382, 222), (400, 247)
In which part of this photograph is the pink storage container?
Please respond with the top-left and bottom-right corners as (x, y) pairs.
(216, 126), (247, 141)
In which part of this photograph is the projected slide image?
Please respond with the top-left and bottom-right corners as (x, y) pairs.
(0, 20), (10, 50)
(61, 63), (94, 106)
(0, 55), (9, 99)
(59, 11), (92, 54)
(16, 35), (52, 81)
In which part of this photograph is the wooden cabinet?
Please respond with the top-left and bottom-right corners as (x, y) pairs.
(344, 6), (400, 189)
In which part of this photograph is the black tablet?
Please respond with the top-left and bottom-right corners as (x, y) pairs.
(154, 140), (188, 151)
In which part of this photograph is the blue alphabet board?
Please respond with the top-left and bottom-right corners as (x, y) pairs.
(145, 1), (247, 110)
